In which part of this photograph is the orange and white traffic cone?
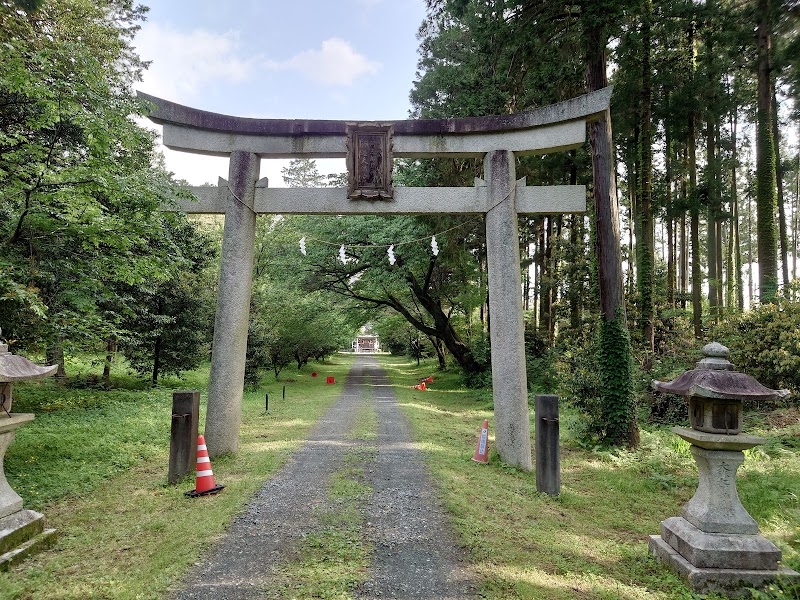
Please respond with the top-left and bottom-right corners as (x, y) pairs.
(425, 376), (434, 384)
(472, 419), (490, 464)
(185, 435), (225, 497)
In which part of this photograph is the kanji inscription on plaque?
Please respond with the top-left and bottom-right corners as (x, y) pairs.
(346, 123), (393, 199)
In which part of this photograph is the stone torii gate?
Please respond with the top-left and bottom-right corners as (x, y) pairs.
(141, 88), (612, 471)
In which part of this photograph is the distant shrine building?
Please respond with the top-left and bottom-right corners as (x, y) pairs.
(352, 334), (379, 354)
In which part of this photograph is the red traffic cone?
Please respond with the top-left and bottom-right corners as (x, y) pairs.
(185, 435), (225, 497)
(326, 376), (335, 384)
(472, 419), (490, 463)
(425, 376), (434, 384)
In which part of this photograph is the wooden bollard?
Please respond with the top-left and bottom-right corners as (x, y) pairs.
(168, 391), (199, 484)
(535, 394), (560, 496)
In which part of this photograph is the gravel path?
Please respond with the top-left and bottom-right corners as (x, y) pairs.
(172, 355), (475, 600)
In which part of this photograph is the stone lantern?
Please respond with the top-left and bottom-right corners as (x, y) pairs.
(649, 342), (799, 597)
(0, 330), (58, 570)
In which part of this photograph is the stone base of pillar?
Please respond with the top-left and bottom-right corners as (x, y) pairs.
(650, 534), (799, 598)
(0, 508), (57, 571)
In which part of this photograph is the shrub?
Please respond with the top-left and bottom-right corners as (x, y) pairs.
(714, 296), (800, 396)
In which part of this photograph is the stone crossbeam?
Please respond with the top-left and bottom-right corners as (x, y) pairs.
(138, 88), (611, 159)
(175, 180), (586, 215)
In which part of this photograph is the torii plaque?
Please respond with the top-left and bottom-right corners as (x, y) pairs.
(346, 123), (393, 199)
(141, 87), (613, 471)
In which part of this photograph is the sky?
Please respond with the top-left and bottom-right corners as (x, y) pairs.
(133, 0), (428, 186)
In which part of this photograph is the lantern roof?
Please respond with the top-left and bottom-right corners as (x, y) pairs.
(652, 342), (789, 402)
(0, 331), (58, 382)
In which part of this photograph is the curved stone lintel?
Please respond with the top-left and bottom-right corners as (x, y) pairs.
(138, 87), (612, 137)
(138, 89), (611, 158)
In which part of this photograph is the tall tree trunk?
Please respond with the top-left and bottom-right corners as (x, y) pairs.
(748, 197), (755, 306)
(569, 214), (583, 328)
(102, 337), (116, 388)
(690, 114), (702, 337)
(550, 215), (563, 343)
(584, 16), (638, 447)
(794, 149), (799, 290)
(152, 335), (161, 385)
(707, 117), (719, 322)
(540, 216), (553, 339)
(568, 153), (584, 329)
(772, 88), (789, 291)
(756, 0), (779, 302)
(46, 341), (66, 379)
(665, 111), (676, 307)
(626, 156), (637, 297)
(687, 18), (702, 337)
(639, 0), (654, 356)
(730, 86), (745, 311)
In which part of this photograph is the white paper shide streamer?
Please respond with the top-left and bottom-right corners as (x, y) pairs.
(431, 235), (439, 256)
(299, 237), (306, 256)
(339, 244), (347, 264)
(387, 244), (396, 265)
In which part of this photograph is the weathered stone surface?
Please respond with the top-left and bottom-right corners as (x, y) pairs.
(672, 427), (764, 451)
(204, 151), (259, 458)
(0, 418), (33, 519)
(0, 353), (58, 382)
(484, 151), (531, 471)
(661, 516), (780, 570)
(178, 182), (587, 216)
(0, 527), (56, 572)
(650, 535), (799, 598)
(137, 80), (605, 159)
(169, 391), (200, 484)
(683, 446), (759, 534)
(535, 395), (560, 495)
(0, 509), (44, 555)
(158, 120), (586, 159)
(653, 368), (788, 401)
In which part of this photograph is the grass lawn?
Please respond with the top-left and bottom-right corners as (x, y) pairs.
(0, 353), (797, 599)
(0, 355), (354, 599)
(379, 355), (800, 600)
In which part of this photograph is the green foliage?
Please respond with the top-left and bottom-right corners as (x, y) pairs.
(246, 215), (355, 385)
(597, 312), (637, 446)
(7, 380), (170, 508)
(0, 0), (192, 365)
(118, 216), (216, 384)
(524, 324), (556, 393)
(714, 295), (800, 395)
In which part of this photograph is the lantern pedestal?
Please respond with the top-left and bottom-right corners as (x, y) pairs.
(649, 427), (799, 597)
(0, 413), (56, 571)
(650, 343), (799, 597)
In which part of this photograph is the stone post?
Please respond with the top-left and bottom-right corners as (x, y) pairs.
(484, 150), (532, 471)
(168, 391), (200, 484)
(535, 394), (560, 495)
(205, 151), (260, 457)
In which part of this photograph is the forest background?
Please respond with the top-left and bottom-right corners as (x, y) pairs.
(1, 0), (800, 447)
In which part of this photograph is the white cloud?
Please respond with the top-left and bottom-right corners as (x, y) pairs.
(135, 23), (256, 103)
(266, 38), (380, 86)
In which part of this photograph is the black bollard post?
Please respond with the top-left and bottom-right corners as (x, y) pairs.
(535, 394), (560, 496)
(169, 391), (200, 485)
(283, 385), (286, 400)
(265, 391), (269, 413)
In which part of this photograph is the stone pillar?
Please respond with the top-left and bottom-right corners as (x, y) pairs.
(484, 150), (532, 471)
(205, 151), (260, 457)
(169, 391), (200, 484)
(535, 394), (560, 495)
